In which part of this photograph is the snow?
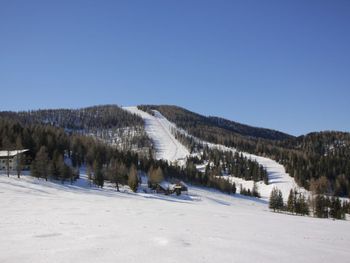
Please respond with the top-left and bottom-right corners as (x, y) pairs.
(0, 149), (29, 157)
(1, 173), (349, 263)
(123, 106), (190, 164)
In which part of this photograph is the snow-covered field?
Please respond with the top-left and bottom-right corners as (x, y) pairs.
(1, 174), (349, 263)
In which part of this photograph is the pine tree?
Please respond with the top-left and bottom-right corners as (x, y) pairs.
(252, 182), (261, 198)
(128, 164), (139, 192)
(269, 187), (284, 212)
(109, 161), (127, 191)
(87, 165), (93, 187)
(58, 155), (68, 184)
(329, 197), (344, 220)
(315, 195), (328, 218)
(34, 146), (49, 180)
(269, 188), (278, 211)
(298, 193), (309, 216)
(231, 182), (236, 194)
(93, 160), (104, 188)
(287, 189), (295, 214)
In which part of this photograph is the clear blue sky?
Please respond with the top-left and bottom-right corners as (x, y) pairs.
(1, 0), (349, 136)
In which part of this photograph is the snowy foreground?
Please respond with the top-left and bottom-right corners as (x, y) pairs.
(1, 174), (350, 263)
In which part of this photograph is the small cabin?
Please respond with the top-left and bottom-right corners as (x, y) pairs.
(0, 149), (30, 171)
(150, 180), (189, 196)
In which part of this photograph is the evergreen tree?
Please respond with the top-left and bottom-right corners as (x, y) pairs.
(128, 164), (139, 192)
(252, 182), (261, 198)
(93, 160), (104, 188)
(34, 146), (49, 180)
(298, 193), (309, 216)
(287, 189), (295, 213)
(269, 187), (284, 212)
(231, 182), (236, 194)
(315, 195), (328, 218)
(87, 165), (93, 187)
(329, 197), (344, 220)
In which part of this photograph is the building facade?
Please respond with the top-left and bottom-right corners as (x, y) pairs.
(0, 149), (30, 171)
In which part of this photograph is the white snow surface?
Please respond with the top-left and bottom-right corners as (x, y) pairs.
(123, 106), (190, 164)
(1, 173), (349, 263)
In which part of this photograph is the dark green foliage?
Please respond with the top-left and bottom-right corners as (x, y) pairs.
(240, 186), (252, 197)
(286, 189), (309, 215)
(287, 189), (295, 213)
(295, 193), (309, 216)
(93, 160), (104, 188)
(315, 195), (329, 218)
(200, 148), (268, 185)
(329, 197), (345, 220)
(252, 182), (261, 198)
(269, 187), (284, 212)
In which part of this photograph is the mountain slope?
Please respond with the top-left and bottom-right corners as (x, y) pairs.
(138, 105), (350, 197)
(138, 105), (294, 141)
(125, 107), (306, 200)
(0, 105), (151, 153)
(0, 105), (143, 130)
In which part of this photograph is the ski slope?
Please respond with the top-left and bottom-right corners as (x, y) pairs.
(125, 106), (307, 200)
(1, 174), (349, 263)
(206, 143), (308, 201)
(123, 106), (190, 164)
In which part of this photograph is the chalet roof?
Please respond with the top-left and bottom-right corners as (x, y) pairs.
(159, 181), (172, 190)
(0, 149), (29, 158)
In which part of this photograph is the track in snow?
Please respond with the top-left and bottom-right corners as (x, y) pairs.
(123, 106), (190, 163)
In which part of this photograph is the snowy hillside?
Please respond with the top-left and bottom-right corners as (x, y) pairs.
(1, 173), (349, 263)
(207, 143), (308, 201)
(124, 106), (190, 164)
(125, 106), (307, 201)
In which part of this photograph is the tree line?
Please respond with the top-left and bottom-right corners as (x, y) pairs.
(269, 187), (349, 220)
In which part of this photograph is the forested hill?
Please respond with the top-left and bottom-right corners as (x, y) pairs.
(280, 131), (350, 156)
(0, 105), (143, 131)
(138, 105), (293, 141)
(138, 105), (350, 197)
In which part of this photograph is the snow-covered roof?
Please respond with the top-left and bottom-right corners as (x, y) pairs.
(159, 181), (172, 190)
(0, 149), (29, 158)
(159, 181), (184, 191)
